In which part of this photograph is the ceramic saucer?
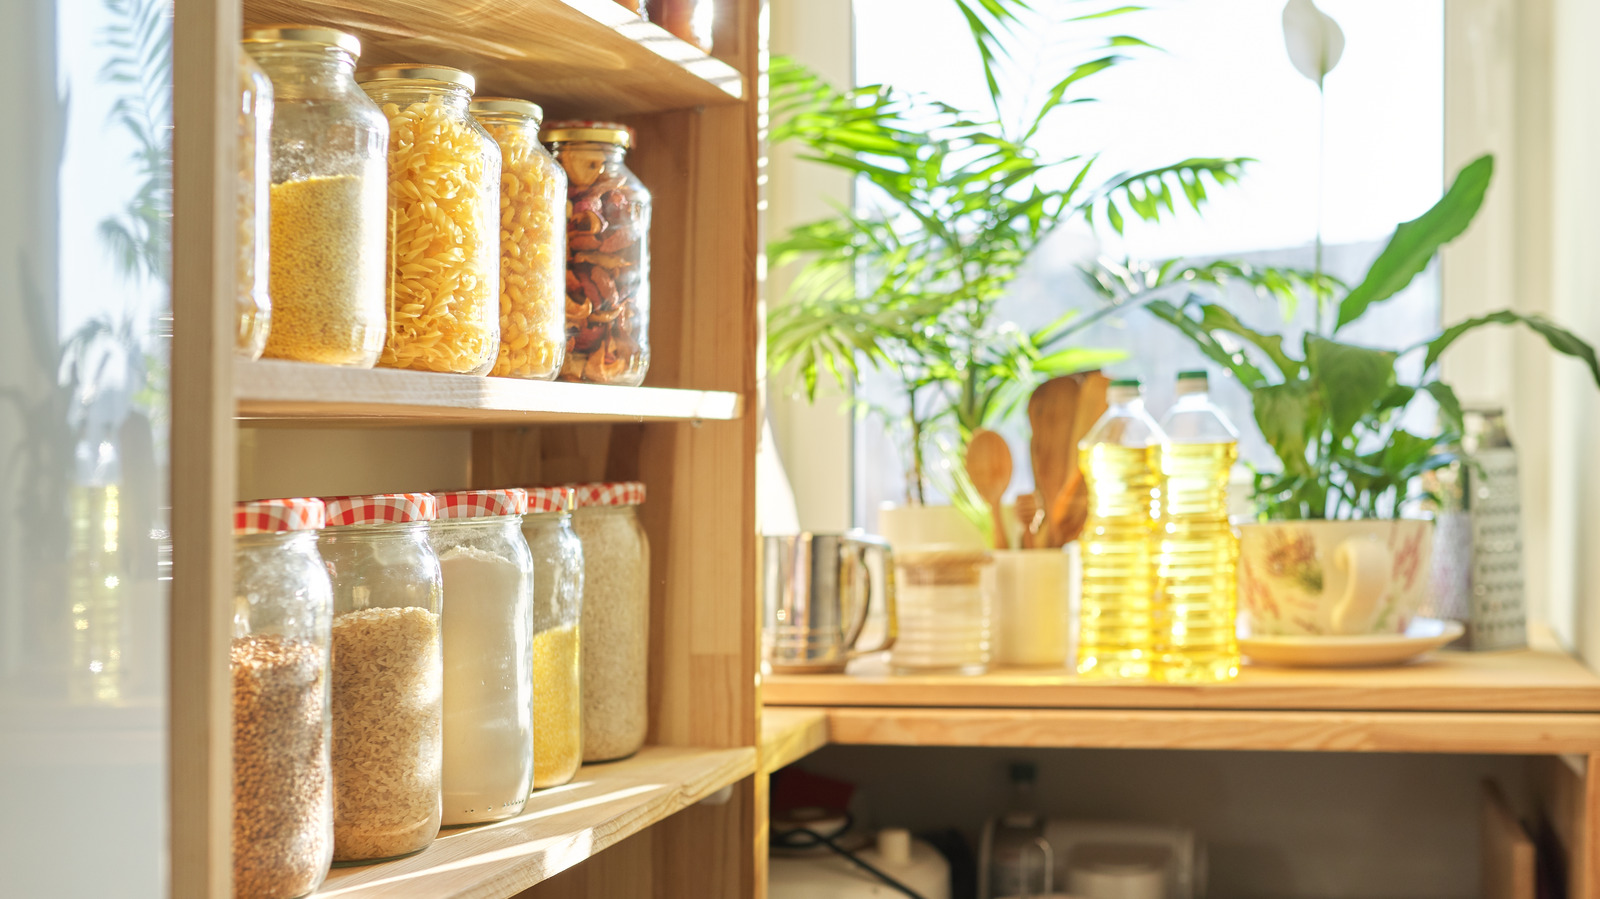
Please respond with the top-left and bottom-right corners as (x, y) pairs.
(1240, 617), (1466, 668)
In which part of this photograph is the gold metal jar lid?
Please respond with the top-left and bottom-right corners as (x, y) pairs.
(242, 24), (362, 57)
(355, 64), (476, 94)
(540, 120), (632, 148)
(469, 97), (546, 124)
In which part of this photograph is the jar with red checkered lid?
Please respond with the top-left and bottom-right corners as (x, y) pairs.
(426, 489), (535, 824)
(569, 481), (648, 761)
(317, 492), (444, 862)
(520, 486), (583, 787)
(231, 497), (334, 899)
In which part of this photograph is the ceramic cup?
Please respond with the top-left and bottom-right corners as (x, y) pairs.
(992, 546), (1080, 667)
(1238, 519), (1433, 636)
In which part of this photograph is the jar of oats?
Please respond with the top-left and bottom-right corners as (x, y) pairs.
(358, 65), (502, 376)
(318, 493), (444, 864)
(236, 52), (272, 360)
(470, 98), (568, 381)
(243, 26), (389, 368)
(520, 487), (584, 788)
(428, 488), (535, 826)
(542, 122), (652, 386)
(569, 482), (649, 762)
(231, 497), (333, 899)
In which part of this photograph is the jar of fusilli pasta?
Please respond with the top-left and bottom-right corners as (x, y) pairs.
(470, 98), (567, 380)
(358, 65), (502, 376)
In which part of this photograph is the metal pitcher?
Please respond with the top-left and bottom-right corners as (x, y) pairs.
(762, 532), (896, 673)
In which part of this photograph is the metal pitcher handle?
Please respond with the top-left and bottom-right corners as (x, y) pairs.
(844, 536), (896, 658)
(1021, 837), (1054, 899)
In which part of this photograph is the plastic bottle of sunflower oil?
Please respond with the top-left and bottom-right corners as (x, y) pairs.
(1077, 378), (1164, 679)
(1155, 370), (1241, 682)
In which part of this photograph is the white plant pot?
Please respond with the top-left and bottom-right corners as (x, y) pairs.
(877, 503), (986, 553)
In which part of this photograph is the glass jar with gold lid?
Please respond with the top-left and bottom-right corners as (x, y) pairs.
(358, 65), (502, 376)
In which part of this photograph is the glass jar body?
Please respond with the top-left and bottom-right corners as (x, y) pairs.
(236, 53), (273, 360)
(521, 511), (585, 787)
(364, 81), (502, 375)
(318, 521), (444, 863)
(570, 504), (649, 761)
(890, 550), (993, 676)
(429, 515), (535, 824)
(232, 530), (334, 899)
(246, 42), (389, 368)
(549, 140), (652, 386)
(475, 110), (568, 380)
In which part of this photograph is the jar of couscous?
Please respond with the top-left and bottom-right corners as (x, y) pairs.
(470, 98), (568, 381)
(243, 26), (389, 368)
(358, 65), (502, 376)
(520, 487), (584, 788)
(569, 482), (649, 762)
(542, 122), (652, 386)
(236, 52), (272, 360)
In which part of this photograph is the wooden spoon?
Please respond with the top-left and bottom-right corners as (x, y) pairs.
(1014, 492), (1043, 550)
(1050, 371), (1111, 545)
(965, 429), (1013, 550)
(1027, 376), (1080, 548)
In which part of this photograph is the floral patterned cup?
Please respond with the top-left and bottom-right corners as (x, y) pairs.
(1238, 519), (1433, 636)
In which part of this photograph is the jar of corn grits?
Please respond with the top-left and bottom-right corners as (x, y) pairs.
(243, 26), (388, 368)
(470, 98), (567, 380)
(358, 65), (502, 376)
(235, 51), (272, 360)
(520, 487), (584, 788)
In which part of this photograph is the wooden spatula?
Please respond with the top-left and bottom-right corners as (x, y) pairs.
(1027, 376), (1080, 547)
(1049, 371), (1111, 545)
(1014, 492), (1043, 550)
(965, 428), (1013, 550)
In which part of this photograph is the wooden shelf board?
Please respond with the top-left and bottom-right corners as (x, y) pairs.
(759, 707), (828, 774)
(236, 359), (743, 426)
(764, 649), (1600, 714)
(314, 745), (754, 899)
(814, 706), (1600, 755)
(242, 0), (742, 117)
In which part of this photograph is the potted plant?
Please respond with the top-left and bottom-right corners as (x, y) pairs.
(1085, 154), (1600, 635)
(766, 0), (1247, 545)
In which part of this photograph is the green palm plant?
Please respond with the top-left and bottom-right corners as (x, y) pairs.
(767, 0), (1248, 503)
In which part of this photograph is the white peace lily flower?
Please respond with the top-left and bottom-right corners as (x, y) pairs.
(1282, 0), (1346, 89)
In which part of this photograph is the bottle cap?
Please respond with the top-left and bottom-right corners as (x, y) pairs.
(1176, 370), (1209, 396)
(1177, 369), (1207, 381)
(876, 828), (912, 865)
(1110, 378), (1140, 388)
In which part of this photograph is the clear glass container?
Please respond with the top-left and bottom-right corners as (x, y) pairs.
(319, 493), (444, 864)
(236, 52), (273, 360)
(471, 98), (568, 381)
(231, 498), (334, 899)
(428, 489), (535, 826)
(543, 122), (652, 386)
(521, 487), (585, 788)
(569, 482), (649, 761)
(649, 0), (713, 52)
(890, 549), (993, 675)
(359, 65), (501, 375)
(243, 26), (389, 368)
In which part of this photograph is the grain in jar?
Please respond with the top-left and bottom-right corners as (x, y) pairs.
(231, 498), (333, 899)
(319, 493), (444, 863)
(471, 98), (568, 380)
(569, 481), (649, 761)
(244, 26), (389, 367)
(429, 489), (535, 825)
(358, 65), (501, 376)
(521, 487), (584, 788)
(236, 52), (272, 360)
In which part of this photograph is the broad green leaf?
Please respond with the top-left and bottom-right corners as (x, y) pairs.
(1336, 154), (1494, 331)
(1422, 309), (1600, 386)
(1032, 346), (1127, 374)
(1421, 381), (1464, 437)
(1305, 335), (1396, 442)
(1252, 381), (1318, 478)
(1195, 303), (1302, 380)
(1144, 299), (1269, 387)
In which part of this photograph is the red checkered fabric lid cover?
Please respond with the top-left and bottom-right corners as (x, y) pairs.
(434, 488), (529, 519)
(322, 492), (438, 526)
(525, 486), (575, 515)
(235, 497), (326, 535)
(571, 481), (646, 508)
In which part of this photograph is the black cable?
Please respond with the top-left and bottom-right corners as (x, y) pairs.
(770, 813), (929, 899)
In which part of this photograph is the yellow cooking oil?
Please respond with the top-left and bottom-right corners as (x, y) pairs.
(1154, 441), (1239, 681)
(1077, 379), (1163, 679)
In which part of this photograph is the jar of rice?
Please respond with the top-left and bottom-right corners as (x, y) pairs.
(470, 98), (568, 381)
(358, 65), (502, 376)
(428, 488), (535, 826)
(231, 498), (333, 899)
(243, 26), (389, 368)
(318, 493), (444, 863)
(235, 51), (272, 360)
(520, 487), (584, 788)
(569, 482), (649, 761)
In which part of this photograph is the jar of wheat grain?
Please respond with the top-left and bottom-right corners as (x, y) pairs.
(520, 487), (584, 787)
(319, 492), (444, 864)
(570, 481), (649, 761)
(358, 65), (502, 376)
(230, 497), (333, 899)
